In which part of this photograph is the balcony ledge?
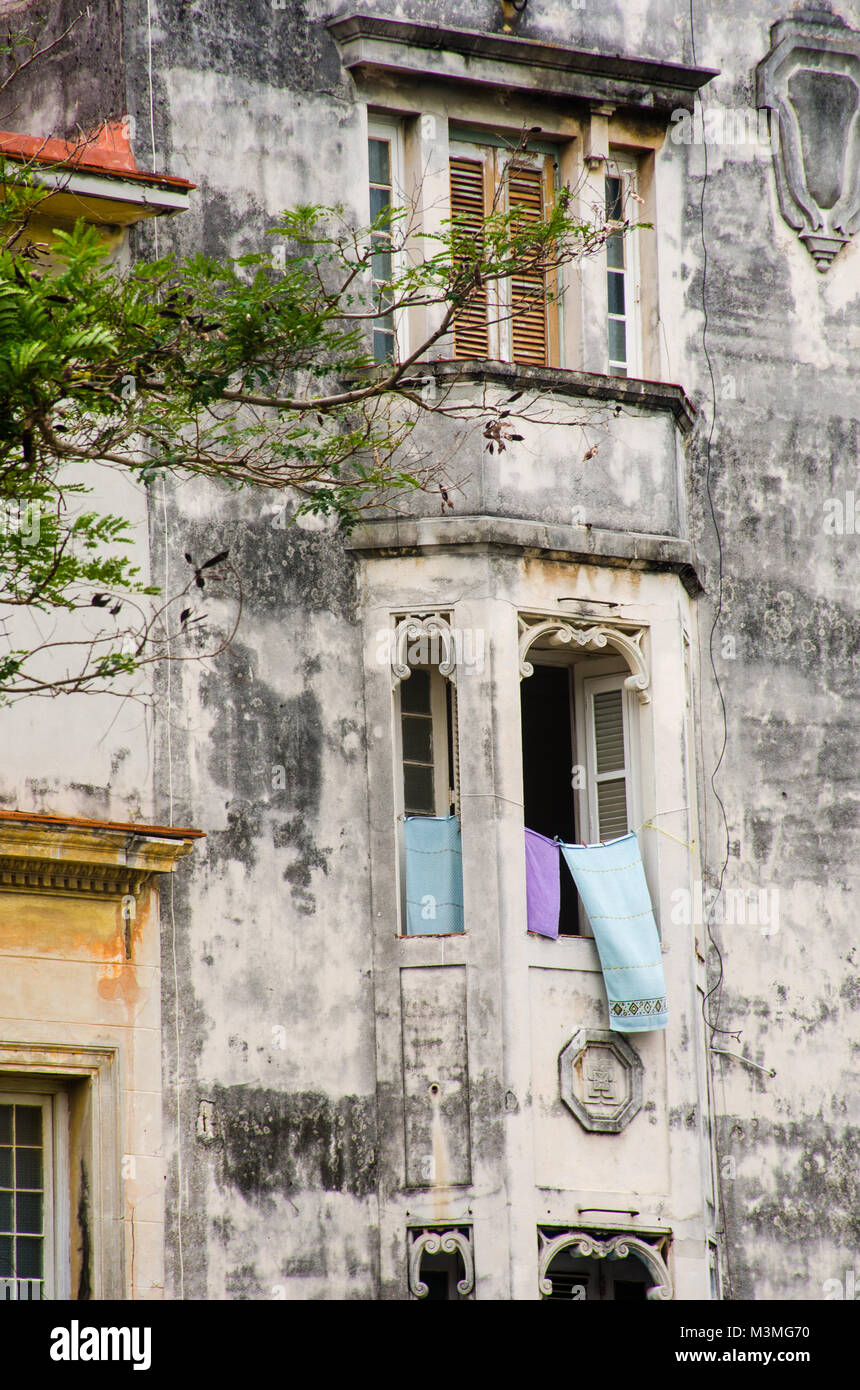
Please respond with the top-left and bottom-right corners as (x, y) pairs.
(345, 514), (703, 594)
(419, 359), (697, 435)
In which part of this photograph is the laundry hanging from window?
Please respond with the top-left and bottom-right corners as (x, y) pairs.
(560, 831), (667, 1032)
(404, 814), (465, 935)
(524, 827), (560, 939)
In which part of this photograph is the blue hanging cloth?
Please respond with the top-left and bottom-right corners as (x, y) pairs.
(404, 814), (465, 935)
(560, 831), (668, 1032)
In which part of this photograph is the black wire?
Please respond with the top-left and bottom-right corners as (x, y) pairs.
(689, 0), (740, 1306)
(689, 0), (736, 1046)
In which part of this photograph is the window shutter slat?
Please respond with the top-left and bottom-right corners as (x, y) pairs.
(592, 687), (629, 840)
(450, 157), (489, 359)
(507, 163), (548, 367)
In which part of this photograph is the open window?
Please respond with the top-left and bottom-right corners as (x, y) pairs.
(449, 132), (560, 367)
(408, 1226), (475, 1300)
(519, 629), (641, 937)
(543, 1246), (650, 1300)
(539, 1228), (673, 1301)
(392, 617), (463, 935)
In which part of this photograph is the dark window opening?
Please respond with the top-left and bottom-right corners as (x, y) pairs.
(520, 663), (580, 935)
(418, 1250), (467, 1301)
(544, 1248), (652, 1301)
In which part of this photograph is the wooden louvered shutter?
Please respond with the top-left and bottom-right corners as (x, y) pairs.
(586, 678), (630, 842)
(507, 161), (548, 367)
(449, 156), (489, 358)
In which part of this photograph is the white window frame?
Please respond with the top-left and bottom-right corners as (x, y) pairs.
(448, 133), (559, 366)
(604, 152), (642, 379)
(394, 657), (460, 938)
(367, 116), (409, 363)
(394, 663), (455, 821)
(0, 1085), (70, 1301)
(576, 668), (640, 845)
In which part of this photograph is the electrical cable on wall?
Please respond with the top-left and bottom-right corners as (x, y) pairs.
(147, 0), (183, 1297)
(689, 1), (734, 1045)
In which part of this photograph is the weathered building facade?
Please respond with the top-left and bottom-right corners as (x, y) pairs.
(1, 0), (859, 1301)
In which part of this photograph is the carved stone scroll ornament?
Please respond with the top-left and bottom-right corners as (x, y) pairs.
(518, 615), (650, 704)
(538, 1229), (673, 1301)
(391, 614), (457, 690)
(408, 1227), (475, 1299)
(757, 12), (860, 271)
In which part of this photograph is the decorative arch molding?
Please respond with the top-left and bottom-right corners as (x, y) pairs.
(518, 615), (651, 704)
(538, 1228), (673, 1301)
(390, 613), (458, 690)
(408, 1226), (475, 1299)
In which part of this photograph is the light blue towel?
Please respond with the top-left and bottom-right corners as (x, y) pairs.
(561, 831), (667, 1032)
(404, 814), (465, 935)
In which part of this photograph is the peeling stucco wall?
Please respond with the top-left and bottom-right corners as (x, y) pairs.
(1, 0), (858, 1301)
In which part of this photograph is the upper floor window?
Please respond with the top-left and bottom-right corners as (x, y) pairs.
(367, 119), (404, 364)
(449, 134), (559, 368)
(399, 664), (457, 819)
(604, 155), (641, 378)
(391, 617), (463, 935)
(520, 644), (639, 936)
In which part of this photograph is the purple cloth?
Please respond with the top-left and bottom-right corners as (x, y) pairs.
(524, 828), (560, 938)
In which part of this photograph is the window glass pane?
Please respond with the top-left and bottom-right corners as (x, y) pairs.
(400, 668), (431, 714)
(368, 137), (390, 186)
(369, 185), (391, 223)
(606, 231), (625, 270)
(372, 330), (394, 363)
(608, 317), (627, 365)
(16, 1192), (42, 1236)
(0, 1235), (11, 1277)
(14, 1107), (41, 1147)
(372, 247), (392, 283)
(14, 1148), (41, 1190)
(607, 269), (626, 316)
(402, 715), (433, 763)
(605, 175), (623, 221)
(597, 777), (629, 840)
(0, 1193), (11, 1232)
(0, 1107), (10, 1145)
(15, 1236), (42, 1278)
(404, 763), (435, 815)
(0, 1149), (11, 1188)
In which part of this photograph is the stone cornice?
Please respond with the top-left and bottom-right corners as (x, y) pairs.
(0, 813), (202, 900)
(327, 13), (718, 114)
(345, 515), (702, 595)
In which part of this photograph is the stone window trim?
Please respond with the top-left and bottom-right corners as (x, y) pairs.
(518, 611), (651, 705)
(538, 1225), (673, 1301)
(0, 1044), (120, 1300)
(407, 1223), (475, 1299)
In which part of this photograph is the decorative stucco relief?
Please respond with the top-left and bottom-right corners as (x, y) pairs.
(757, 12), (860, 270)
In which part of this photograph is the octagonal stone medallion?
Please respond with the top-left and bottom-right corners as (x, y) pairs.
(559, 1028), (643, 1133)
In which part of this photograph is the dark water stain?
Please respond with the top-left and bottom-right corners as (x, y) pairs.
(207, 1086), (377, 1202)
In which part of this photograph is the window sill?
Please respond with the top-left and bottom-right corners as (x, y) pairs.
(527, 933), (602, 973)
